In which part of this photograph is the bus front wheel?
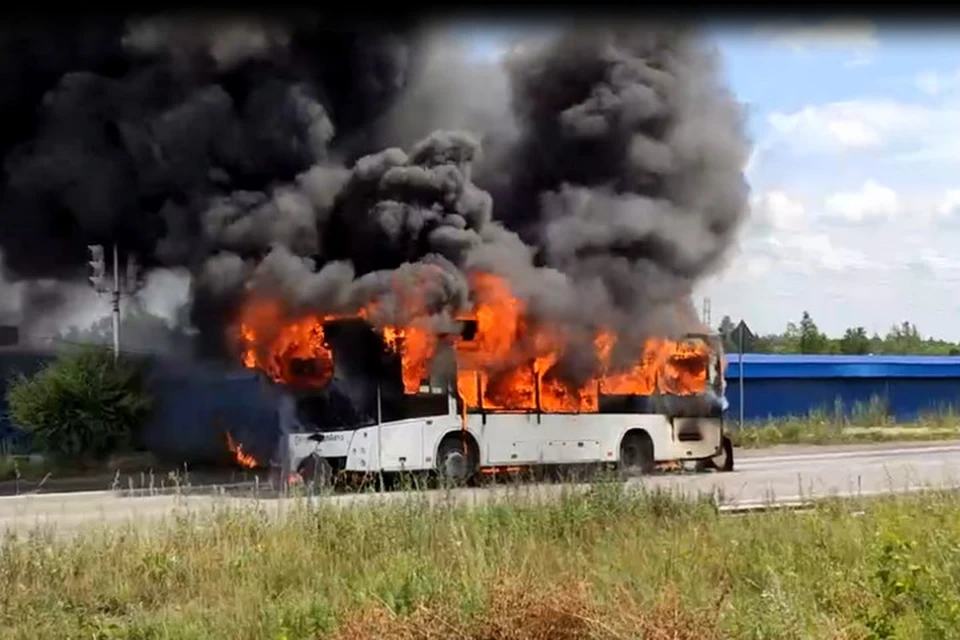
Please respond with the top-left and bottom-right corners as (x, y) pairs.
(297, 454), (333, 490)
(619, 431), (655, 479)
(437, 434), (478, 486)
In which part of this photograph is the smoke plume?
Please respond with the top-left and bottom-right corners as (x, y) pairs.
(0, 17), (750, 376)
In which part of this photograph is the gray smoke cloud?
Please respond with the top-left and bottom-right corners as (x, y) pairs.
(123, 14), (293, 70)
(0, 18), (749, 380)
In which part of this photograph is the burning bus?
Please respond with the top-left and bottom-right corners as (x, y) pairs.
(236, 272), (734, 487)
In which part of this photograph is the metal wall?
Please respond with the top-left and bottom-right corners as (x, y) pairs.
(142, 362), (285, 465)
(724, 354), (960, 423)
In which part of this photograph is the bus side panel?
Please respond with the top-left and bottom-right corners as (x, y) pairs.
(470, 414), (542, 466)
(539, 415), (600, 464)
(627, 415), (676, 462)
(375, 420), (425, 471)
(343, 426), (377, 472)
(655, 417), (723, 461)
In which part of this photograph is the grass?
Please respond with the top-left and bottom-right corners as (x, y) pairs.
(733, 396), (960, 448)
(3, 485), (960, 639)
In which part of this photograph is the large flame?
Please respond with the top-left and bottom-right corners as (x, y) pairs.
(235, 271), (715, 411)
(238, 298), (337, 388)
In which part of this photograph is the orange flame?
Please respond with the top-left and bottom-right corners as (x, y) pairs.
(225, 432), (257, 469)
(237, 298), (339, 387)
(234, 271), (716, 412)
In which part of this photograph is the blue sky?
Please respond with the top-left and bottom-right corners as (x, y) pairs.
(458, 23), (960, 341)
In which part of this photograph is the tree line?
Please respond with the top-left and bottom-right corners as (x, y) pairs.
(718, 312), (960, 356)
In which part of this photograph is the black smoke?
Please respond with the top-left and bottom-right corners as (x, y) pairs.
(0, 17), (750, 379)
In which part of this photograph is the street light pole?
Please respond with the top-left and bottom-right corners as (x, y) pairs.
(111, 244), (120, 362)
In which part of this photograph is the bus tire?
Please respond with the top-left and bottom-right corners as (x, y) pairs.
(619, 430), (655, 479)
(437, 433), (478, 486)
(297, 454), (333, 491)
(696, 435), (734, 473)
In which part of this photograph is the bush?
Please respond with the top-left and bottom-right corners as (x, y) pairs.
(5, 346), (153, 461)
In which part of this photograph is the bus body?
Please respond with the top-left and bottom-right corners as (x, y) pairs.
(282, 332), (732, 484)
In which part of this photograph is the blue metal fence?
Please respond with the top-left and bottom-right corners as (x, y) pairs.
(724, 354), (960, 422)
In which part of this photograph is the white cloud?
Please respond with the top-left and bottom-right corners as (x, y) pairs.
(823, 180), (899, 223)
(767, 99), (960, 163)
(763, 233), (877, 274)
(936, 189), (960, 220)
(915, 68), (960, 96)
(751, 190), (808, 232)
(901, 248), (960, 281)
(768, 100), (928, 152)
(843, 49), (875, 68)
(755, 20), (878, 67)
(756, 20), (878, 52)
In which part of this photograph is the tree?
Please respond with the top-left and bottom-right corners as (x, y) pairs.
(781, 321), (802, 353)
(6, 346), (153, 462)
(718, 315), (736, 352)
(798, 311), (829, 354)
(839, 326), (871, 355)
(59, 298), (194, 358)
(884, 321), (923, 354)
(706, 311), (960, 355)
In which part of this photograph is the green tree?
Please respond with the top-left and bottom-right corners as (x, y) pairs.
(59, 298), (194, 358)
(717, 315), (736, 352)
(839, 326), (871, 354)
(782, 321), (802, 353)
(798, 311), (829, 354)
(884, 321), (923, 354)
(728, 313), (960, 356)
(6, 346), (153, 462)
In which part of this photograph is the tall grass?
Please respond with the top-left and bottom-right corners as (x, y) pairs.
(2, 486), (960, 639)
(734, 396), (960, 448)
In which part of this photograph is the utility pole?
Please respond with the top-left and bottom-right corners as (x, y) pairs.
(111, 244), (120, 362)
(88, 244), (139, 363)
(702, 296), (712, 328)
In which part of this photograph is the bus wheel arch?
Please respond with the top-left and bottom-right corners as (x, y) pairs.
(436, 431), (480, 485)
(619, 429), (655, 478)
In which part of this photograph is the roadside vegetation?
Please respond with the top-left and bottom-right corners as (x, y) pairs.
(733, 397), (960, 449)
(1, 346), (153, 479)
(719, 311), (960, 355)
(2, 486), (959, 639)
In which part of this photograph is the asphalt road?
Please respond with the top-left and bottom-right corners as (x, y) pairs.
(3, 440), (960, 538)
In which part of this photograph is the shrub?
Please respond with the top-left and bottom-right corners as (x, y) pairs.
(5, 346), (153, 461)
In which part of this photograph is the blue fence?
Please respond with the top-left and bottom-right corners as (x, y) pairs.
(724, 354), (960, 423)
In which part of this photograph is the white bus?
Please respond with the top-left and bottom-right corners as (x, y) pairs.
(281, 329), (734, 488)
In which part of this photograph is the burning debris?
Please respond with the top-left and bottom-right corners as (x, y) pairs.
(0, 18), (749, 432)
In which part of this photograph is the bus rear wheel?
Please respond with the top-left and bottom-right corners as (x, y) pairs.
(619, 431), (655, 479)
(437, 434), (478, 487)
(696, 435), (734, 473)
